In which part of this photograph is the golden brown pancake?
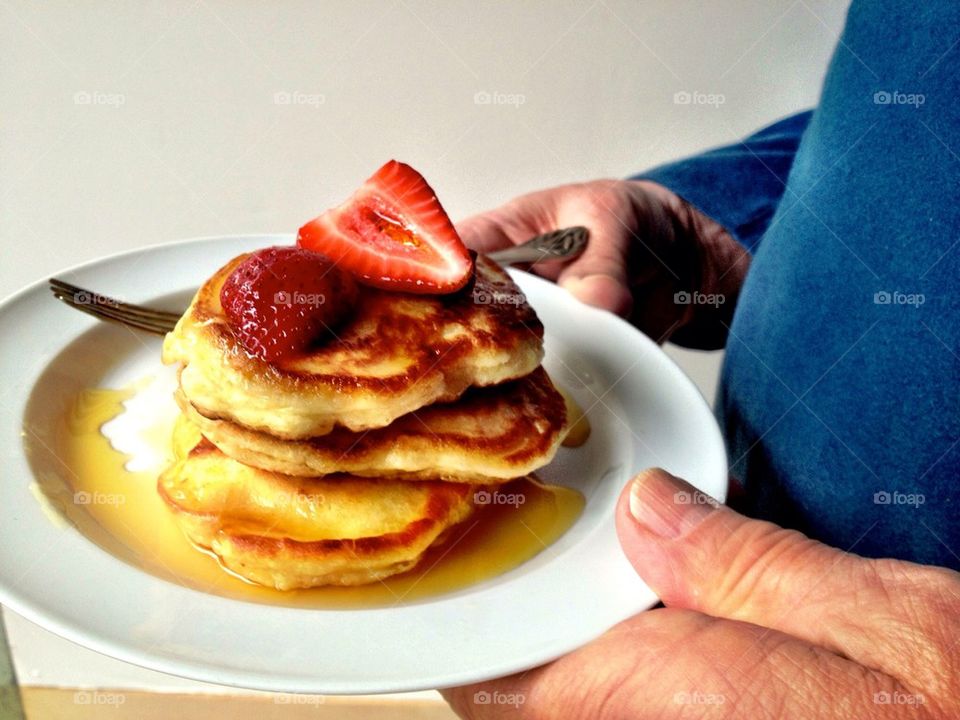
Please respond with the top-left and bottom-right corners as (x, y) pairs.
(179, 366), (567, 483)
(163, 254), (543, 440)
(158, 416), (476, 589)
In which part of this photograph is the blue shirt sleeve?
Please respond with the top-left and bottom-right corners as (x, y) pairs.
(632, 111), (813, 253)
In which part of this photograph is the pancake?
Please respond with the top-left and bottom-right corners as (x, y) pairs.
(158, 416), (476, 589)
(163, 253), (543, 440)
(179, 366), (568, 483)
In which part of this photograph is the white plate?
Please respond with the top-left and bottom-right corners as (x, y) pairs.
(0, 235), (727, 694)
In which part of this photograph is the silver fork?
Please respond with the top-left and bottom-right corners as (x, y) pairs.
(48, 226), (589, 336)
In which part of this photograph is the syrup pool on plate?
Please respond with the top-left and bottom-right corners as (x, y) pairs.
(47, 379), (589, 609)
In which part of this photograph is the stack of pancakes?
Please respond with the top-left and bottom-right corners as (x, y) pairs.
(160, 254), (570, 589)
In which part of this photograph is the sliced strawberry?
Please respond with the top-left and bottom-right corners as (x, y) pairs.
(220, 246), (357, 362)
(296, 160), (473, 294)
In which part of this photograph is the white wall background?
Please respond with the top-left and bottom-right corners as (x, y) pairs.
(0, 0), (850, 700)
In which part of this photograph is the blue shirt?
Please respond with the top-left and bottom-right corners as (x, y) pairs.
(639, 0), (959, 568)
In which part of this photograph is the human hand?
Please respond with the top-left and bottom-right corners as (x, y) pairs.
(456, 180), (749, 347)
(442, 469), (960, 719)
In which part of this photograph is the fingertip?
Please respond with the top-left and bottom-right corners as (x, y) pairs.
(614, 469), (720, 603)
(440, 676), (537, 719)
(614, 471), (655, 543)
(614, 471), (660, 579)
(438, 686), (470, 718)
(455, 215), (514, 254)
(560, 274), (633, 317)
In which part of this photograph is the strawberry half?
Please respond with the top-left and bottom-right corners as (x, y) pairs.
(296, 160), (473, 294)
(220, 246), (357, 362)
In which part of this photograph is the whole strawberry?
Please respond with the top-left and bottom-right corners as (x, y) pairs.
(220, 246), (356, 362)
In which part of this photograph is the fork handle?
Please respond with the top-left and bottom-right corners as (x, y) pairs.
(487, 226), (589, 266)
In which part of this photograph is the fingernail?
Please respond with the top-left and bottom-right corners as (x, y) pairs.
(559, 275), (587, 297)
(560, 274), (601, 298)
(628, 469), (719, 539)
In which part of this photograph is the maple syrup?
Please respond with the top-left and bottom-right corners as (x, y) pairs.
(50, 387), (586, 608)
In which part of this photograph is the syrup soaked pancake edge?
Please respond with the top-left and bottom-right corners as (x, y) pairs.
(158, 420), (478, 590)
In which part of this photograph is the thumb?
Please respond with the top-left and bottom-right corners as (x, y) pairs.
(615, 468), (944, 684)
(553, 220), (633, 317)
(616, 468), (845, 625)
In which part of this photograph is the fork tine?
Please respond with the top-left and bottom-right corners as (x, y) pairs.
(50, 289), (168, 326)
(50, 283), (178, 335)
(50, 288), (172, 330)
(51, 294), (175, 335)
(48, 278), (182, 323)
(48, 278), (183, 325)
(52, 298), (172, 335)
(50, 286), (176, 327)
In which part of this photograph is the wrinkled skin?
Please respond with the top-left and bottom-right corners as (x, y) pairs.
(442, 470), (960, 720)
(445, 182), (960, 719)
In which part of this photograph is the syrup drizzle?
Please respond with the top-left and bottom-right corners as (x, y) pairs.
(46, 387), (588, 608)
